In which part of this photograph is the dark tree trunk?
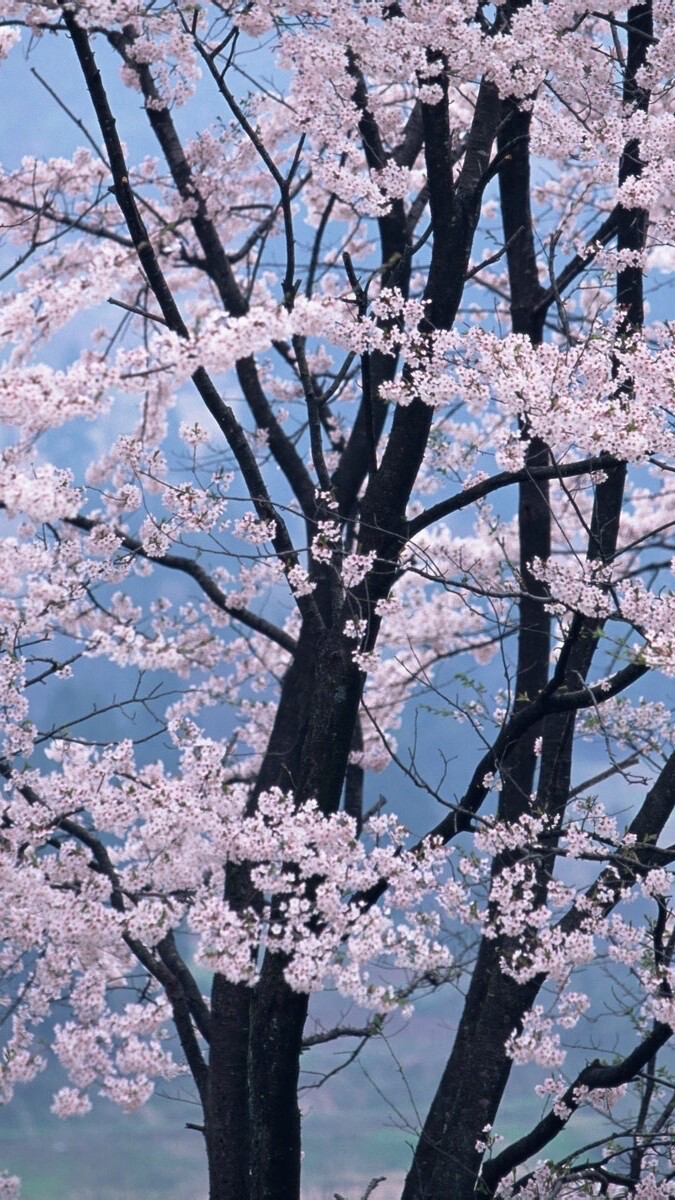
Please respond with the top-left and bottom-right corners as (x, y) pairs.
(206, 976), (252, 1200)
(249, 958), (309, 1200)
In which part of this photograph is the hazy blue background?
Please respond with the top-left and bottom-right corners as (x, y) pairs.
(0, 16), (668, 1200)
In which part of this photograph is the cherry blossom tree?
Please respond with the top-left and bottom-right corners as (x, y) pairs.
(2, 1), (675, 1198)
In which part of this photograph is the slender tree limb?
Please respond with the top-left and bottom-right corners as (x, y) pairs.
(408, 455), (611, 536)
(0, 760), (210, 1099)
(0, 193), (135, 247)
(481, 1024), (673, 1193)
(104, 25), (317, 523)
(108, 296), (168, 325)
(63, 512), (298, 654)
(63, 12), (319, 624)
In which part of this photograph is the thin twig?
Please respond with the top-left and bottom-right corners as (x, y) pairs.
(107, 296), (168, 325)
(31, 66), (108, 162)
(465, 226), (524, 281)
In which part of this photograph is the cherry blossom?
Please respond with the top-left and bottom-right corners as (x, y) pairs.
(0, 0), (675, 1198)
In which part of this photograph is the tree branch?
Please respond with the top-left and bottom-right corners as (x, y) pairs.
(481, 1023), (673, 1193)
(63, 512), (297, 655)
(408, 456), (611, 536)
